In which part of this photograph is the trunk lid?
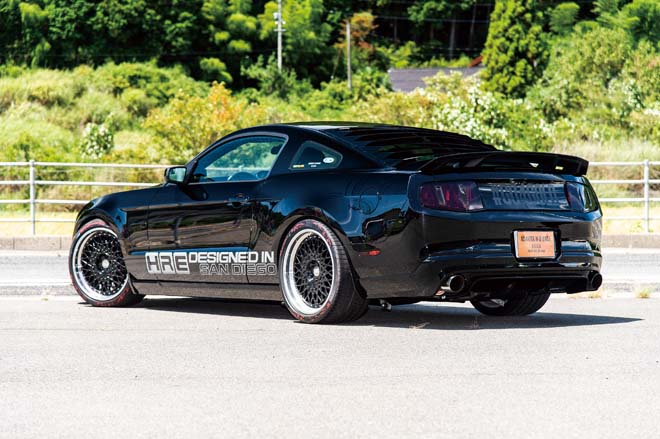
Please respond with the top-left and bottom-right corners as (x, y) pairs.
(419, 151), (589, 177)
(409, 152), (597, 213)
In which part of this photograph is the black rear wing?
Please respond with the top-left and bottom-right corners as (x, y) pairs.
(419, 151), (589, 177)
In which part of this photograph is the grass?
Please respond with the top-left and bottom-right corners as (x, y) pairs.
(635, 287), (653, 299)
(600, 204), (660, 234)
(553, 139), (660, 166)
(570, 289), (604, 299)
(0, 211), (75, 237)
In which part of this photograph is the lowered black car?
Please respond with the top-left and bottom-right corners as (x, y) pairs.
(69, 122), (603, 323)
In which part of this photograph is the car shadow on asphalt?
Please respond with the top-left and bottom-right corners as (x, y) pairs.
(136, 297), (642, 330)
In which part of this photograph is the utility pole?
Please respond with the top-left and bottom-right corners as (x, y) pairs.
(346, 19), (352, 92)
(275, 0), (283, 71)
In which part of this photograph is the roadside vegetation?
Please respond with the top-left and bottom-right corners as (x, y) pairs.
(636, 287), (653, 299)
(1, 0), (659, 232)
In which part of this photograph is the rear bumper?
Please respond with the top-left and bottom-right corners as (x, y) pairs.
(361, 240), (602, 299)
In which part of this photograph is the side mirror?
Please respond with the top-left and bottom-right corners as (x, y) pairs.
(165, 166), (187, 184)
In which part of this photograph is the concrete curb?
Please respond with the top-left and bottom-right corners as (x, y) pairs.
(0, 233), (659, 252)
(0, 236), (72, 251)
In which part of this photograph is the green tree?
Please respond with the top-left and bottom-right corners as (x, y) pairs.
(201, 0), (258, 84)
(530, 26), (634, 121)
(621, 0), (660, 45)
(0, 0), (23, 64)
(258, 0), (332, 85)
(550, 2), (580, 35)
(42, 0), (206, 67)
(335, 12), (389, 73)
(482, 0), (549, 98)
(408, 0), (477, 58)
(18, 1), (51, 67)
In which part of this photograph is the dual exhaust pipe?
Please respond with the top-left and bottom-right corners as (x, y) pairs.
(438, 275), (466, 295)
(589, 272), (603, 290)
(436, 271), (603, 295)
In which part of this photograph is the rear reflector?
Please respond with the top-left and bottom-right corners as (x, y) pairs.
(420, 181), (484, 212)
(358, 249), (381, 256)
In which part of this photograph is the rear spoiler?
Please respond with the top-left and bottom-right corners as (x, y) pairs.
(418, 151), (589, 177)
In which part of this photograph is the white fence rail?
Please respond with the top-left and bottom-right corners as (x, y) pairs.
(0, 161), (168, 235)
(589, 160), (660, 232)
(1, 160), (659, 235)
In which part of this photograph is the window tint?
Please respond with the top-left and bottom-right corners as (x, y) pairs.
(191, 136), (285, 183)
(290, 141), (342, 171)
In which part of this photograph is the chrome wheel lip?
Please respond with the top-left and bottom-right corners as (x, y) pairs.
(281, 228), (337, 317)
(71, 226), (129, 302)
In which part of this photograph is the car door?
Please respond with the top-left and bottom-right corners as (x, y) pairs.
(147, 134), (287, 284)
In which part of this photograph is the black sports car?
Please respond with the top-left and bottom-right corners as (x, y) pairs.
(69, 122), (603, 323)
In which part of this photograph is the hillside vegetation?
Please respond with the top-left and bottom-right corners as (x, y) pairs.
(0, 0), (659, 228)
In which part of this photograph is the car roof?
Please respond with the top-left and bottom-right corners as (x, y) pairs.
(257, 122), (496, 169)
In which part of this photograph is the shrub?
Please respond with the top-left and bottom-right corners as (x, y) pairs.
(345, 90), (433, 127)
(92, 62), (207, 105)
(121, 88), (158, 118)
(424, 73), (551, 151)
(529, 27), (633, 121)
(72, 90), (132, 132)
(0, 68), (87, 111)
(143, 82), (268, 163)
(199, 57), (233, 84)
(0, 105), (77, 162)
(80, 123), (114, 159)
(242, 55), (311, 99)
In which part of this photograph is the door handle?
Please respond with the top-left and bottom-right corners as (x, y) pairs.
(228, 193), (249, 206)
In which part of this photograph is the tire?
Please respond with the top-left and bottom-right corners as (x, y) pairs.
(69, 219), (143, 307)
(470, 292), (551, 316)
(279, 219), (368, 323)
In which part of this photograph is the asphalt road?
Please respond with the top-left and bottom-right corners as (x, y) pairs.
(0, 248), (657, 295)
(0, 296), (658, 438)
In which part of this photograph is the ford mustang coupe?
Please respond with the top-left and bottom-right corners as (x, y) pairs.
(69, 122), (603, 323)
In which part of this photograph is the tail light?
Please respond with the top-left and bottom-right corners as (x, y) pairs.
(419, 181), (484, 212)
(565, 182), (599, 212)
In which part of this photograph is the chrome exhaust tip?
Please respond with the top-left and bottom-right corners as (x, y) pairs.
(439, 275), (466, 294)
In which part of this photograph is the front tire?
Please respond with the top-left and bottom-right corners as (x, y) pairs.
(69, 219), (143, 307)
(470, 292), (551, 316)
(279, 219), (367, 323)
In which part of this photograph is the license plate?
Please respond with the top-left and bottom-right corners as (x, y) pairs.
(514, 231), (556, 259)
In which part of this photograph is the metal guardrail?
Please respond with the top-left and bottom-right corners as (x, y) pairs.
(1, 160), (659, 235)
(589, 160), (660, 233)
(0, 161), (168, 235)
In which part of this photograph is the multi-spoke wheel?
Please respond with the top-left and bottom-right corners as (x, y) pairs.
(470, 292), (550, 316)
(280, 219), (367, 323)
(69, 219), (143, 307)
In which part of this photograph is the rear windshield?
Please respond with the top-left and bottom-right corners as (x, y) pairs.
(326, 127), (496, 169)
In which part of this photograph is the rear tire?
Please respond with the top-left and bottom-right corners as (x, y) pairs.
(69, 219), (143, 307)
(470, 292), (550, 316)
(279, 219), (367, 324)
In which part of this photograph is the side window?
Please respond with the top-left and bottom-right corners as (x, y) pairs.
(289, 141), (342, 171)
(191, 136), (285, 183)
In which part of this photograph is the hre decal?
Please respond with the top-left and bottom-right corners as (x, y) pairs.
(145, 251), (276, 276)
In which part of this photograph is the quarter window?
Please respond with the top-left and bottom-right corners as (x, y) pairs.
(290, 141), (342, 171)
(191, 136), (285, 183)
